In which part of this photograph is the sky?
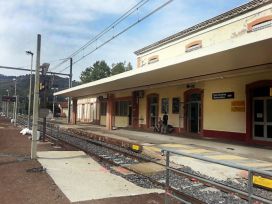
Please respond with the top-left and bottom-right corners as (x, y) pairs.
(0, 0), (249, 80)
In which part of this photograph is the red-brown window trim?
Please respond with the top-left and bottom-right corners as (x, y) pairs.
(247, 15), (272, 32)
(185, 40), (202, 52)
(148, 55), (159, 64)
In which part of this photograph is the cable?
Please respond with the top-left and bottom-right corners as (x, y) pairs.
(50, 0), (151, 71)
(4, 58), (68, 73)
(58, 0), (173, 73)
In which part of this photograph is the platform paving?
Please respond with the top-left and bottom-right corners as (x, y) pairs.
(58, 123), (272, 181)
(0, 117), (168, 204)
(37, 151), (164, 203)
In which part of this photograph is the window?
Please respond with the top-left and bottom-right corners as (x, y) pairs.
(161, 98), (169, 114)
(172, 97), (180, 114)
(185, 40), (202, 52)
(115, 101), (129, 116)
(100, 101), (107, 116)
(247, 15), (272, 32)
(251, 20), (272, 32)
(148, 55), (159, 64)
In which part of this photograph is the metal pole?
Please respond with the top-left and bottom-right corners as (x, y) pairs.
(42, 117), (46, 142)
(14, 79), (17, 125)
(165, 151), (170, 204)
(13, 79), (16, 121)
(52, 94), (55, 118)
(14, 95), (18, 126)
(28, 52), (33, 129)
(15, 79), (17, 96)
(31, 34), (41, 159)
(6, 90), (9, 118)
(67, 57), (72, 124)
(248, 170), (253, 204)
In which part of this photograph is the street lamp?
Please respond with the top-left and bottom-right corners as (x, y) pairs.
(26, 50), (34, 129)
(6, 89), (9, 117)
(13, 78), (16, 95)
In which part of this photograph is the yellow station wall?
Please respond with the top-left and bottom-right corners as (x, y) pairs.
(114, 116), (129, 127)
(203, 70), (272, 133)
(137, 70), (272, 134)
(139, 86), (186, 128)
(100, 115), (106, 126)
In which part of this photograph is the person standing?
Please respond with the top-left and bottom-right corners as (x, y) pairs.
(162, 112), (168, 134)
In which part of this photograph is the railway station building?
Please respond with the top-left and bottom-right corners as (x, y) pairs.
(56, 0), (272, 146)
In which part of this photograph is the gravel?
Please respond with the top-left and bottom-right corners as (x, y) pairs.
(16, 116), (272, 204)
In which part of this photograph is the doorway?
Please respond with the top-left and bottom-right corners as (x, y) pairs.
(253, 97), (272, 140)
(184, 89), (203, 133)
(246, 81), (272, 142)
(147, 94), (159, 128)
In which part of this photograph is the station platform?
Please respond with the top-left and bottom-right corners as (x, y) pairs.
(38, 151), (163, 203)
(59, 123), (272, 173)
(0, 117), (165, 204)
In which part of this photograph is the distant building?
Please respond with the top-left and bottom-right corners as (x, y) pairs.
(58, 102), (68, 117)
(56, 0), (272, 145)
(76, 97), (99, 124)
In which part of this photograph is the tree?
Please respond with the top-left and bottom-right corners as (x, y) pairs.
(126, 62), (133, 71)
(111, 62), (126, 76)
(111, 61), (133, 76)
(80, 61), (111, 83)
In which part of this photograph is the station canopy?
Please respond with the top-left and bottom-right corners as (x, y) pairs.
(55, 30), (272, 98)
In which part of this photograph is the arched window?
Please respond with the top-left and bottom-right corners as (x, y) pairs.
(247, 15), (272, 32)
(185, 40), (202, 52)
(148, 55), (159, 64)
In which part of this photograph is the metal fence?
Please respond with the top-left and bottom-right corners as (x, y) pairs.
(162, 149), (272, 204)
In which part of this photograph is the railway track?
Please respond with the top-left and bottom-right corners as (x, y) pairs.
(16, 116), (272, 204)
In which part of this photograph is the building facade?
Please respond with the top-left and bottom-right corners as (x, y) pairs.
(56, 0), (272, 145)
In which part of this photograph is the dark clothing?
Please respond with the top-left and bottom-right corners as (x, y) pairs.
(162, 114), (168, 125)
(162, 114), (168, 134)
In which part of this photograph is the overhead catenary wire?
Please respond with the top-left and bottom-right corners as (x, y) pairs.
(2, 58), (69, 73)
(58, 0), (173, 73)
(0, 65), (70, 77)
(50, 0), (151, 72)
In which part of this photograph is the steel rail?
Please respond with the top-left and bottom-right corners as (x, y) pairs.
(162, 148), (272, 204)
(15, 115), (272, 204)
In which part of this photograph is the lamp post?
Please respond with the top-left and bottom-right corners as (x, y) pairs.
(31, 34), (41, 159)
(26, 50), (34, 129)
(6, 89), (9, 117)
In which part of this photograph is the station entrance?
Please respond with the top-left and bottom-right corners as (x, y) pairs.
(184, 89), (203, 134)
(247, 81), (272, 143)
(147, 94), (159, 128)
(253, 96), (272, 140)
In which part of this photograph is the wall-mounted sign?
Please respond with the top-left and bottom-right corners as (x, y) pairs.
(231, 100), (245, 112)
(212, 92), (234, 100)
